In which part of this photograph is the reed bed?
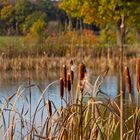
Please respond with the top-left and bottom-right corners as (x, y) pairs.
(0, 55), (137, 73)
(0, 59), (139, 140)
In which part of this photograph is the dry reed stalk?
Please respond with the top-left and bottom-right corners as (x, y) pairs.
(124, 66), (134, 128)
(47, 100), (53, 139)
(77, 63), (86, 140)
(62, 65), (67, 88)
(10, 125), (14, 140)
(70, 70), (74, 102)
(120, 16), (125, 140)
(59, 78), (64, 99)
(47, 100), (52, 118)
(136, 58), (140, 93)
(135, 58), (140, 135)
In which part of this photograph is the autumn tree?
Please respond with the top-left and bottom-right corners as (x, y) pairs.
(14, 0), (36, 34)
(30, 18), (46, 38)
(60, 0), (140, 45)
(22, 11), (47, 33)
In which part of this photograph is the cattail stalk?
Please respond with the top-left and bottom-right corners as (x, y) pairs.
(47, 100), (53, 139)
(136, 58), (140, 93)
(125, 66), (134, 126)
(136, 58), (140, 125)
(70, 70), (74, 101)
(78, 63), (86, 140)
(120, 15), (125, 140)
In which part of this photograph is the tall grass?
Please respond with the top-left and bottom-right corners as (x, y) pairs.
(0, 60), (139, 139)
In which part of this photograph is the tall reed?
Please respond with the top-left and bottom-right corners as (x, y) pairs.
(119, 16), (125, 140)
(1, 61), (140, 140)
(135, 58), (140, 119)
(136, 58), (140, 93)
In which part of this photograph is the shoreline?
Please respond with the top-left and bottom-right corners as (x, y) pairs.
(0, 56), (137, 73)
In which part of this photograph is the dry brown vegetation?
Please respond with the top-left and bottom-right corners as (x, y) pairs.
(0, 58), (139, 139)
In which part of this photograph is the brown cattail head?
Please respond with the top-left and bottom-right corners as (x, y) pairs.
(70, 70), (74, 85)
(67, 73), (71, 92)
(125, 66), (132, 94)
(62, 65), (67, 87)
(47, 100), (52, 118)
(78, 63), (86, 82)
(60, 78), (64, 99)
(136, 58), (140, 92)
(78, 63), (86, 92)
(70, 59), (73, 66)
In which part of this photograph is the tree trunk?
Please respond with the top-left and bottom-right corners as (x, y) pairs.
(116, 25), (122, 46)
(116, 25), (125, 47)
(136, 28), (140, 46)
(68, 16), (72, 30)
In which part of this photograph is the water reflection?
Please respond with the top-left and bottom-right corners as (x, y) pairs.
(0, 71), (137, 103)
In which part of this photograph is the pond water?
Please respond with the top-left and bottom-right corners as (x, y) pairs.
(0, 70), (137, 139)
(0, 70), (138, 107)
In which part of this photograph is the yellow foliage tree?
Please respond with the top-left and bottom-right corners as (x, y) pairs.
(30, 18), (46, 38)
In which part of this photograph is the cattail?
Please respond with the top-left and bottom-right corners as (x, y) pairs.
(78, 63), (86, 92)
(125, 66), (132, 94)
(78, 63), (86, 82)
(67, 73), (71, 92)
(60, 78), (64, 99)
(62, 65), (67, 87)
(47, 100), (52, 118)
(70, 59), (73, 66)
(136, 58), (140, 92)
(70, 70), (74, 85)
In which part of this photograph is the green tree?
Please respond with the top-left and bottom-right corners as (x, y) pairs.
(14, 0), (35, 34)
(60, 0), (140, 45)
(0, 4), (15, 34)
(22, 11), (47, 33)
(30, 18), (46, 38)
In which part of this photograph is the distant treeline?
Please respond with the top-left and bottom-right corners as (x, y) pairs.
(0, 0), (99, 36)
(0, 0), (68, 35)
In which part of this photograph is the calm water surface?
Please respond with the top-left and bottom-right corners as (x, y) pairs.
(0, 71), (138, 103)
(0, 70), (137, 139)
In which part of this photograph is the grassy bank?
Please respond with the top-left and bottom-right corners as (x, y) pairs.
(0, 31), (138, 73)
(0, 29), (139, 58)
